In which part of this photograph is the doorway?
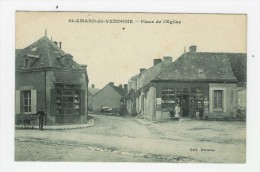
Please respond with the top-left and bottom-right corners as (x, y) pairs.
(176, 95), (189, 117)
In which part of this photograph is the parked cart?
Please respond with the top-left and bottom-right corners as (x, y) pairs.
(15, 114), (39, 129)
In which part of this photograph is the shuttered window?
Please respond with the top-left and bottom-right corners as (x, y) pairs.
(214, 90), (223, 110)
(23, 90), (31, 113)
(16, 90), (37, 114)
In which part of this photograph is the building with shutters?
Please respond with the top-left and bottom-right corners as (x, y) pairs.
(125, 46), (246, 121)
(15, 35), (89, 125)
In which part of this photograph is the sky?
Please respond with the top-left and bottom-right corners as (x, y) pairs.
(16, 12), (246, 89)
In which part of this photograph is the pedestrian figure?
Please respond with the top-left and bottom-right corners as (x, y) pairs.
(36, 108), (46, 130)
(174, 103), (181, 120)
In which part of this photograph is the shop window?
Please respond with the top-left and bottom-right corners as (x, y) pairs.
(23, 90), (31, 113)
(214, 90), (223, 110)
(176, 88), (182, 94)
(162, 88), (175, 103)
(55, 89), (81, 115)
(162, 88), (175, 110)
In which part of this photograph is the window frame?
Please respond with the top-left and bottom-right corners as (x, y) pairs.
(209, 87), (226, 113)
(23, 90), (32, 114)
(213, 90), (223, 111)
(24, 58), (30, 69)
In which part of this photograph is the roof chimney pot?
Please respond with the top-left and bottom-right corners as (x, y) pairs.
(189, 45), (197, 53)
(153, 59), (162, 66)
(59, 42), (62, 49)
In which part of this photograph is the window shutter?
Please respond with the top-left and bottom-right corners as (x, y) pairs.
(15, 90), (20, 114)
(80, 90), (86, 115)
(20, 90), (24, 114)
(31, 90), (37, 114)
(50, 89), (57, 116)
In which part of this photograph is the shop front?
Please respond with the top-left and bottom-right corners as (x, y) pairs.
(155, 82), (209, 120)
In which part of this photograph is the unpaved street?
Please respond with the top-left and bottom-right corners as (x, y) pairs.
(15, 115), (246, 163)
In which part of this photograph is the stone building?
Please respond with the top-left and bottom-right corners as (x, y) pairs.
(15, 35), (89, 124)
(126, 46), (246, 121)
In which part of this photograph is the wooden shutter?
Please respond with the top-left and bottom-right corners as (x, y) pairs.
(31, 90), (37, 114)
(20, 90), (24, 114)
(80, 90), (86, 115)
(50, 89), (57, 116)
(15, 90), (20, 114)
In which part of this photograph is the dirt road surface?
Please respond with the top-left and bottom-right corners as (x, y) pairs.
(15, 115), (246, 163)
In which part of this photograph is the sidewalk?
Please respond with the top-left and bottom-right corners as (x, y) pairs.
(135, 118), (153, 125)
(15, 118), (95, 130)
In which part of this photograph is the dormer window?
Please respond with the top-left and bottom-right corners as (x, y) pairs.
(24, 59), (30, 69)
(198, 69), (203, 74)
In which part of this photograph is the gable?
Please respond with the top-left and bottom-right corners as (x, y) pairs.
(94, 85), (123, 99)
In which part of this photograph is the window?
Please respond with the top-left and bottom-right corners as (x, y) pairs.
(214, 90), (223, 110)
(162, 88), (175, 109)
(162, 88), (175, 103)
(198, 69), (204, 74)
(23, 90), (31, 113)
(24, 59), (30, 69)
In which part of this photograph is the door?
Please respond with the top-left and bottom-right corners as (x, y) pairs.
(182, 95), (189, 117)
(176, 95), (189, 117)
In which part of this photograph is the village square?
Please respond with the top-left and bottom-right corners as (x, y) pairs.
(15, 33), (246, 163)
(14, 12), (247, 163)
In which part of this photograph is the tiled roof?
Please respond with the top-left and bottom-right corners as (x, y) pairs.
(93, 83), (127, 97)
(15, 36), (83, 70)
(154, 52), (246, 82)
(111, 85), (127, 96)
(225, 53), (247, 82)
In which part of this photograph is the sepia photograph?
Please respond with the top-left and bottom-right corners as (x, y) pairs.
(14, 12), (247, 163)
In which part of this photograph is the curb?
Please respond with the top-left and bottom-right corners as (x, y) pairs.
(135, 119), (152, 125)
(15, 118), (95, 130)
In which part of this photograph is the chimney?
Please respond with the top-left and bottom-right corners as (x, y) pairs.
(119, 84), (123, 88)
(140, 68), (146, 73)
(124, 84), (128, 91)
(59, 42), (62, 49)
(189, 45), (197, 53)
(163, 56), (172, 63)
(153, 59), (162, 66)
(109, 82), (114, 86)
(91, 84), (95, 88)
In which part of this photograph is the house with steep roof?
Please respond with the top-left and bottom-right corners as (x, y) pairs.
(15, 35), (89, 124)
(142, 46), (246, 121)
(92, 82), (127, 113)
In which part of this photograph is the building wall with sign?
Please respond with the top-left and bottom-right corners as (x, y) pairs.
(142, 82), (238, 121)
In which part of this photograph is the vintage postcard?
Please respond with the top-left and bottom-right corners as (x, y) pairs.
(15, 12), (247, 163)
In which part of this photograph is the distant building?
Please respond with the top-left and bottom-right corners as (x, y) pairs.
(126, 46), (246, 121)
(15, 35), (89, 124)
(92, 82), (127, 113)
(88, 84), (100, 112)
